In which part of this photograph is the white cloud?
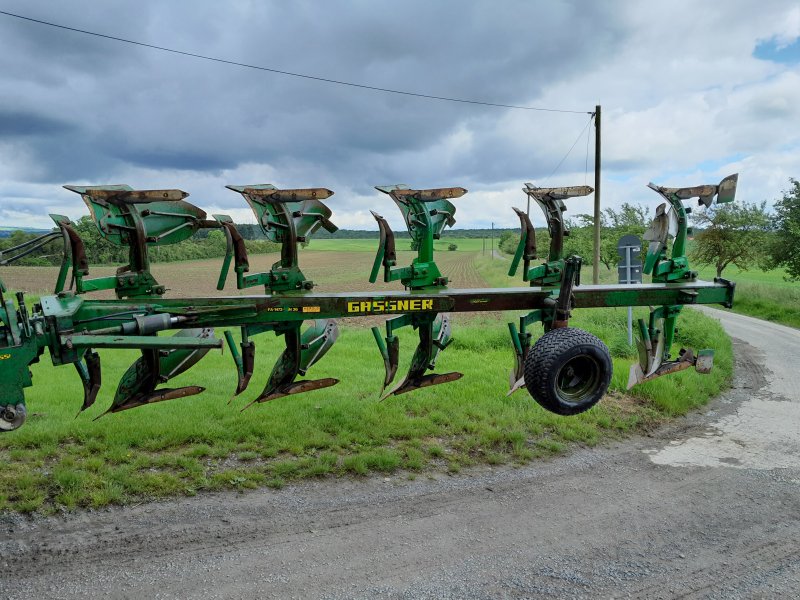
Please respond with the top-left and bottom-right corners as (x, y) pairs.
(764, 5), (800, 48)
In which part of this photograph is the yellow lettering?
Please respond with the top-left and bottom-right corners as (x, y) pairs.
(348, 298), (433, 313)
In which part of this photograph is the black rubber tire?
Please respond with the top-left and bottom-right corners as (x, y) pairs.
(524, 327), (612, 416)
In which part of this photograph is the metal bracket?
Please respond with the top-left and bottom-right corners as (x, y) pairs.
(509, 184), (593, 286)
(226, 185), (337, 293)
(372, 184), (465, 289)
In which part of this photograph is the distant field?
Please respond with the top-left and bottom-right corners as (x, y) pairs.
(0, 245), (493, 297)
(307, 237), (492, 253)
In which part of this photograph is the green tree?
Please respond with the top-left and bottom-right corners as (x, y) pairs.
(691, 200), (771, 278)
(562, 218), (594, 263)
(498, 231), (519, 255)
(570, 203), (650, 269)
(768, 178), (800, 280)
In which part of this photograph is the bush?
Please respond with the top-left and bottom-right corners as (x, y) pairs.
(498, 231), (519, 255)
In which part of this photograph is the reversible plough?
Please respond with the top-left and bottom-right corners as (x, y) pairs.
(0, 175), (738, 431)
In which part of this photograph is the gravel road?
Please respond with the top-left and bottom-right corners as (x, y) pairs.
(1, 307), (799, 599)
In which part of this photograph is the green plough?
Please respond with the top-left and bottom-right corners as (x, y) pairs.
(0, 175), (738, 431)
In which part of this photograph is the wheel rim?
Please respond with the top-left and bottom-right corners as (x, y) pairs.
(555, 355), (601, 402)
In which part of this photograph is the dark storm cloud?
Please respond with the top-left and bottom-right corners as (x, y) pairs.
(0, 0), (628, 189)
(0, 110), (75, 137)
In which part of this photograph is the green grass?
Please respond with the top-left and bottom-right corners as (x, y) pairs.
(0, 310), (731, 514)
(691, 264), (800, 329)
(721, 282), (800, 328)
(307, 237), (489, 253)
(0, 247), (734, 514)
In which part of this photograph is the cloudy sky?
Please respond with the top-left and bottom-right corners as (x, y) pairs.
(0, 0), (798, 231)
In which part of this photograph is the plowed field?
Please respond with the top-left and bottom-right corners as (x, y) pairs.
(1, 249), (488, 295)
(1, 250), (493, 326)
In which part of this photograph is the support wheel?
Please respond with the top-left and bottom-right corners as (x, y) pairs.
(0, 403), (27, 432)
(524, 327), (612, 416)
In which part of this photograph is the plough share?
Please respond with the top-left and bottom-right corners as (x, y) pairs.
(0, 174), (738, 431)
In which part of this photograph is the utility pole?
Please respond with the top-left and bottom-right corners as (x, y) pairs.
(491, 222), (494, 259)
(593, 104), (601, 285)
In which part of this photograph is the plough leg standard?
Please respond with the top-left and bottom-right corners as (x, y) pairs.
(0, 174), (738, 431)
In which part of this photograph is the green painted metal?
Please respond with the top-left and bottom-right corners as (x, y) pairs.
(630, 174), (738, 388)
(506, 186), (593, 392)
(508, 185), (594, 286)
(62, 185), (217, 299)
(373, 185), (464, 289)
(61, 334), (223, 350)
(0, 174), (743, 432)
(225, 185), (337, 293)
(244, 320), (339, 407)
(643, 174), (738, 283)
(0, 291), (45, 430)
(368, 185), (466, 396)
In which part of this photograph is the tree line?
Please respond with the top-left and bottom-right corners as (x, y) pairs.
(0, 216), (279, 266)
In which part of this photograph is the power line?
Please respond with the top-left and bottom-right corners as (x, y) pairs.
(541, 113), (594, 185)
(0, 10), (591, 114)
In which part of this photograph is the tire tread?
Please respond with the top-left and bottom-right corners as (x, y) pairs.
(524, 327), (612, 416)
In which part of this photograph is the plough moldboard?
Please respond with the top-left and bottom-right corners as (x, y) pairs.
(0, 175), (738, 431)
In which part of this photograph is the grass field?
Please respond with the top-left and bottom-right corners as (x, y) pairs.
(0, 243), (733, 513)
(485, 238), (800, 330)
(307, 237), (491, 253)
(691, 264), (800, 329)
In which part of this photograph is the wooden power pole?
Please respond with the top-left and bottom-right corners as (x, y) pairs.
(593, 105), (601, 285)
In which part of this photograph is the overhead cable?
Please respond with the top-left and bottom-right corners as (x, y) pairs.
(0, 10), (591, 114)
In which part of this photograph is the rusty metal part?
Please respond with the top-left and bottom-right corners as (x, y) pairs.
(627, 347), (698, 388)
(241, 187), (333, 201)
(62, 187), (189, 204)
(75, 350), (102, 413)
(522, 184), (593, 202)
(246, 321), (339, 407)
(390, 187), (468, 202)
(100, 329), (216, 416)
(380, 314), (460, 399)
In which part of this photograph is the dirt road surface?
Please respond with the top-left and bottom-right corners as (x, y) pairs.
(1, 307), (799, 599)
